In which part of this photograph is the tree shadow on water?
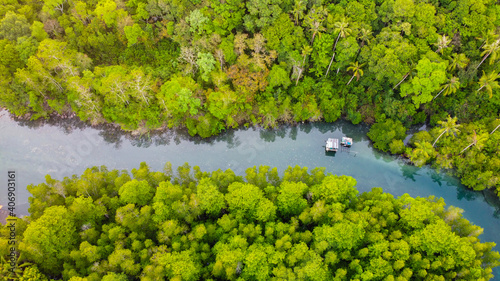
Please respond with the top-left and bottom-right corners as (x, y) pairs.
(299, 122), (313, 134)
(456, 185), (478, 201)
(275, 126), (287, 139)
(260, 128), (276, 142)
(400, 164), (419, 182)
(428, 170), (443, 187)
(98, 129), (124, 149)
(11, 113), (89, 134)
(481, 189), (500, 216)
(289, 126), (298, 140)
(316, 122), (337, 134)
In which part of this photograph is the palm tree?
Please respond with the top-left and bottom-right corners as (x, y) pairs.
(295, 45), (312, 85)
(448, 53), (469, 72)
(301, 45), (312, 66)
(325, 18), (352, 77)
(433, 76), (460, 100)
(460, 130), (488, 154)
(355, 27), (372, 59)
(310, 21), (326, 45)
(434, 34), (451, 54)
(393, 73), (410, 90)
(410, 142), (436, 167)
(477, 71), (500, 98)
(346, 62), (364, 85)
(305, 6), (327, 45)
(476, 39), (500, 69)
(476, 29), (498, 50)
(432, 115), (461, 147)
(292, 0), (306, 26)
(393, 62), (416, 90)
(491, 122), (500, 135)
(358, 27), (372, 48)
(0, 254), (32, 279)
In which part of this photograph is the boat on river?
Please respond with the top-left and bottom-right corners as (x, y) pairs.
(341, 137), (352, 147)
(326, 138), (339, 152)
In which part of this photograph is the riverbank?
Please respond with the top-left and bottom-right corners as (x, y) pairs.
(16, 164), (500, 280)
(2, 113), (500, 279)
(4, 107), (498, 202)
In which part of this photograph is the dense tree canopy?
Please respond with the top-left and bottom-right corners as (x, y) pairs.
(1, 163), (499, 280)
(0, 0), (499, 197)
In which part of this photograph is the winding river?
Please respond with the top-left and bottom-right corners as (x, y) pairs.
(1, 108), (500, 279)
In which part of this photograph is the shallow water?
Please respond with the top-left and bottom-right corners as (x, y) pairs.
(1, 109), (499, 278)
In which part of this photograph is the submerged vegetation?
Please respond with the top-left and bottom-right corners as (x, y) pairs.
(1, 163), (499, 280)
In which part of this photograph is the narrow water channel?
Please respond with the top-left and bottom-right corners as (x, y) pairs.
(1, 109), (500, 278)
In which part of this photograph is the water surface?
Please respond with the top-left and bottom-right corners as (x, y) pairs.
(1, 109), (499, 278)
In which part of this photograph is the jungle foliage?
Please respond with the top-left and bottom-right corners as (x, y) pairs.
(0, 2), (499, 193)
(1, 163), (499, 280)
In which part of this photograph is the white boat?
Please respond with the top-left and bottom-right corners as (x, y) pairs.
(326, 138), (339, 152)
(341, 137), (353, 147)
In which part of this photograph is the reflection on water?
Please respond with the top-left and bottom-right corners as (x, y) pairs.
(2, 109), (500, 279)
(3, 110), (500, 210)
(8, 113), (370, 153)
(4, 109), (500, 212)
(400, 164), (418, 182)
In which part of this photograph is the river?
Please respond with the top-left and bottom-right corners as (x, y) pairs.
(1, 108), (500, 279)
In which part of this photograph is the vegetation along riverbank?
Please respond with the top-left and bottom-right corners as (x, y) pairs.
(1, 163), (500, 280)
(0, 2), (499, 192)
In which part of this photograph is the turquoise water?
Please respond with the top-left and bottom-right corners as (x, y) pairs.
(1, 109), (499, 278)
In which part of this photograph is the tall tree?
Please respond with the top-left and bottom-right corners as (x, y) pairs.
(119, 179), (154, 206)
(460, 130), (488, 154)
(476, 29), (499, 50)
(157, 75), (201, 125)
(356, 27), (372, 57)
(234, 33), (248, 56)
(304, 6), (326, 45)
(477, 71), (500, 98)
(357, 27), (372, 49)
(196, 52), (216, 82)
(244, 0), (282, 30)
(325, 18), (352, 77)
(129, 68), (153, 106)
(67, 71), (102, 123)
(179, 46), (198, 75)
(15, 39), (91, 114)
(0, 11), (30, 41)
(20, 206), (77, 275)
(410, 141), (436, 167)
(94, 65), (130, 105)
(433, 76), (460, 100)
(346, 61), (364, 85)
(291, 0), (306, 26)
(476, 39), (500, 69)
(432, 115), (460, 147)
(448, 53), (469, 72)
(42, 0), (67, 16)
(400, 58), (447, 108)
(491, 122), (500, 135)
(295, 44), (312, 85)
(434, 34), (451, 54)
(393, 61), (416, 90)
(215, 49), (225, 71)
(186, 9), (208, 35)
